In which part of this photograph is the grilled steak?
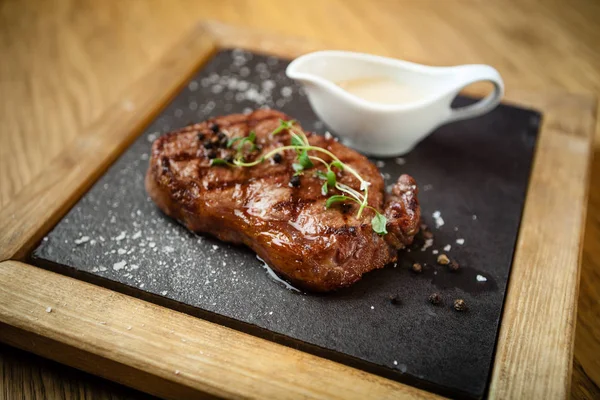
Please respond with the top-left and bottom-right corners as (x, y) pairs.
(146, 109), (420, 292)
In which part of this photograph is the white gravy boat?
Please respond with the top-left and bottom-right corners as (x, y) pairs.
(286, 51), (504, 156)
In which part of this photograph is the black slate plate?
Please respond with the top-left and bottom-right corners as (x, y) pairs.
(32, 49), (541, 399)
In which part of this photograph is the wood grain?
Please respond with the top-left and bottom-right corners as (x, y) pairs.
(0, 260), (441, 400)
(0, 343), (153, 400)
(0, 23), (216, 261)
(1, 0), (599, 399)
(487, 90), (596, 399)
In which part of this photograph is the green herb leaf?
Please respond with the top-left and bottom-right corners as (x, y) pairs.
(210, 158), (229, 166)
(291, 134), (304, 147)
(315, 170), (327, 180)
(326, 195), (353, 208)
(326, 170), (337, 187)
(292, 163), (304, 172)
(227, 137), (243, 148)
(371, 212), (388, 235)
(298, 150), (314, 169)
(331, 160), (344, 170)
(321, 182), (328, 196)
(271, 119), (295, 135)
(236, 139), (253, 152)
(233, 131), (258, 152)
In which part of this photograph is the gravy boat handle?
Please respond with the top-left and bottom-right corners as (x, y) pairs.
(444, 65), (504, 123)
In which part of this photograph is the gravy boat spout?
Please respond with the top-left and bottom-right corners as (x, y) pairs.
(286, 51), (504, 156)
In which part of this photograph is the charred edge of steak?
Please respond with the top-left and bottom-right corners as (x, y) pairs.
(383, 174), (421, 249)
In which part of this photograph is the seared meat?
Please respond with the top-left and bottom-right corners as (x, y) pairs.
(146, 109), (420, 292)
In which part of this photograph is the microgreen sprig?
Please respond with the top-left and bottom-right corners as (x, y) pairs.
(211, 119), (388, 235)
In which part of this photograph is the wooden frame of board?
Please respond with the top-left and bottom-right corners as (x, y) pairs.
(0, 21), (596, 400)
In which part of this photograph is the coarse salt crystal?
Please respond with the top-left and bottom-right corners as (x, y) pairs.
(132, 231), (142, 239)
(113, 261), (127, 271)
(375, 160), (385, 168)
(393, 360), (398, 365)
(74, 236), (90, 245)
(456, 238), (465, 245)
(432, 250), (439, 255)
(46, 307), (52, 313)
(444, 244), (451, 251)
(432, 211), (445, 228)
(421, 238), (434, 251)
(370, 306), (375, 310)
(476, 275), (488, 282)
(395, 158), (406, 165)
(114, 231), (126, 241)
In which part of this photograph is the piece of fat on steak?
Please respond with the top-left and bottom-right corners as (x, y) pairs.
(145, 109), (420, 292)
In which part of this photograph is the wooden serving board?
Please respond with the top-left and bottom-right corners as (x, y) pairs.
(0, 22), (596, 400)
(30, 48), (539, 399)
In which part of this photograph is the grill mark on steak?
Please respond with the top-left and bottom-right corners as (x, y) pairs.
(146, 109), (420, 292)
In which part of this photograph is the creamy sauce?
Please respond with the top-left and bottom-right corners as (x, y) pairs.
(336, 77), (425, 105)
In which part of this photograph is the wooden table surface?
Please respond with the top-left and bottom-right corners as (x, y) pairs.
(1, 0), (598, 398)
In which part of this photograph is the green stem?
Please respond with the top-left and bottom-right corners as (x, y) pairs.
(234, 136), (369, 218)
(308, 155), (330, 170)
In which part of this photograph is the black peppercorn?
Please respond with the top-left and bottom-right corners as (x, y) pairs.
(206, 150), (217, 159)
(217, 132), (228, 147)
(454, 299), (467, 311)
(225, 156), (234, 164)
(340, 203), (353, 214)
(289, 175), (301, 188)
(272, 153), (283, 163)
(422, 230), (434, 240)
(210, 123), (219, 133)
(448, 260), (460, 271)
(204, 140), (215, 149)
(389, 295), (401, 305)
(429, 293), (442, 305)
(197, 133), (205, 141)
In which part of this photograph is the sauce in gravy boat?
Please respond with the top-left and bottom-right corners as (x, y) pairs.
(286, 51), (504, 156)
